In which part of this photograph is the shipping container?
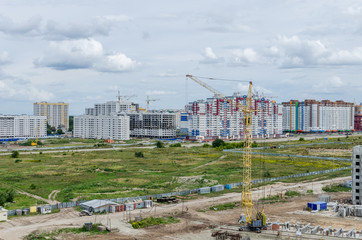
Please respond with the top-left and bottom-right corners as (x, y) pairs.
(211, 185), (224, 192)
(199, 187), (211, 194)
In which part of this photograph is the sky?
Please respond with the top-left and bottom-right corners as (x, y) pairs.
(1, 0), (362, 115)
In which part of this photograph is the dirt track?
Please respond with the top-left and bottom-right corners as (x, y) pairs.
(1, 175), (360, 240)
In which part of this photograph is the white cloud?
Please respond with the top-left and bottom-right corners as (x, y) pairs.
(269, 35), (362, 68)
(200, 47), (223, 64)
(230, 48), (262, 66)
(0, 51), (10, 65)
(145, 90), (176, 95)
(34, 38), (139, 72)
(0, 80), (55, 101)
(312, 76), (346, 93)
(0, 15), (41, 36)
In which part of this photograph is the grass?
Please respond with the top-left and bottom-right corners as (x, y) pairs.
(0, 138), (353, 206)
(285, 190), (301, 197)
(2, 192), (47, 210)
(209, 202), (238, 211)
(322, 184), (351, 192)
(130, 216), (180, 229)
(24, 223), (109, 239)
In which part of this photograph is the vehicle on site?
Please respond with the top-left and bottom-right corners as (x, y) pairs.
(79, 210), (92, 217)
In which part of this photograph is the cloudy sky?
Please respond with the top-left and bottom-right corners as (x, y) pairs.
(1, 0), (362, 115)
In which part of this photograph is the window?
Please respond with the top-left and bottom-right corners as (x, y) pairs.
(357, 155), (361, 159)
(357, 162), (361, 166)
(357, 182), (360, 186)
(356, 196), (360, 200)
(357, 175), (360, 180)
(357, 189), (360, 193)
(357, 169), (361, 173)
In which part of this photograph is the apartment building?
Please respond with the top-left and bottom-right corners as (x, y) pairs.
(355, 104), (362, 131)
(282, 100), (354, 132)
(0, 115), (46, 138)
(128, 113), (176, 138)
(352, 146), (362, 205)
(73, 114), (130, 140)
(186, 93), (283, 140)
(33, 102), (69, 131)
(85, 101), (137, 115)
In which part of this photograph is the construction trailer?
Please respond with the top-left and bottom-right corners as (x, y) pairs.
(80, 200), (118, 213)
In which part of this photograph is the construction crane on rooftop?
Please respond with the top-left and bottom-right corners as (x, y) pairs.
(146, 96), (160, 112)
(116, 91), (137, 101)
(186, 74), (266, 232)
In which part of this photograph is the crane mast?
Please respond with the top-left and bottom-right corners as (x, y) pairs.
(242, 82), (254, 225)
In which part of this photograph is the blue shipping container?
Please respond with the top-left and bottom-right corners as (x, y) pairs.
(307, 201), (327, 211)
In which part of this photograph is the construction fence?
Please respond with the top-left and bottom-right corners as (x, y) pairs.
(7, 166), (351, 216)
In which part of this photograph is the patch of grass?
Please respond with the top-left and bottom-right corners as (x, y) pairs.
(259, 195), (279, 201)
(24, 223), (109, 240)
(285, 190), (301, 197)
(322, 184), (351, 192)
(306, 190), (313, 194)
(130, 216), (179, 229)
(209, 202), (237, 211)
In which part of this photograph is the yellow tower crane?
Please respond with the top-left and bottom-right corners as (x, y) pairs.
(146, 96), (160, 112)
(186, 75), (266, 232)
(31, 118), (51, 146)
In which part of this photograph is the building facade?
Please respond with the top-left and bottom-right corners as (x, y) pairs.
(352, 146), (362, 205)
(0, 115), (47, 138)
(73, 114), (130, 140)
(282, 100), (354, 132)
(33, 102), (69, 131)
(85, 101), (137, 116)
(186, 94), (283, 140)
(128, 113), (176, 138)
(355, 104), (362, 131)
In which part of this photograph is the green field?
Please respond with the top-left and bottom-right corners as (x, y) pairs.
(0, 136), (357, 206)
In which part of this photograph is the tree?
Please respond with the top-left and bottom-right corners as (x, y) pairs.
(212, 138), (225, 148)
(156, 141), (164, 148)
(135, 152), (144, 158)
(11, 151), (19, 158)
(57, 128), (64, 135)
(299, 137), (305, 141)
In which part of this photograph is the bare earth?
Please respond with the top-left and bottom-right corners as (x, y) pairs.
(1, 176), (361, 240)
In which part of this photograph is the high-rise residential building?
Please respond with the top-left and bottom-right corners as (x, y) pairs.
(282, 100), (354, 132)
(128, 113), (176, 138)
(73, 114), (130, 140)
(355, 104), (362, 131)
(33, 102), (69, 131)
(85, 101), (138, 116)
(0, 115), (46, 138)
(186, 93), (283, 140)
(352, 146), (362, 205)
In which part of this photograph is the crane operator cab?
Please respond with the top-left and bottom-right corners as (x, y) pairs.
(238, 211), (266, 233)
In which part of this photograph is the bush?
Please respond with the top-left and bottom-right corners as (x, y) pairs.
(299, 137), (305, 141)
(202, 143), (210, 148)
(30, 184), (36, 190)
(156, 141), (164, 148)
(11, 151), (19, 158)
(14, 159), (22, 163)
(169, 143), (181, 147)
(263, 170), (271, 177)
(0, 189), (15, 205)
(135, 152), (144, 158)
(212, 138), (225, 148)
(251, 141), (258, 148)
(322, 184), (350, 192)
(285, 190), (301, 197)
(39, 152), (43, 155)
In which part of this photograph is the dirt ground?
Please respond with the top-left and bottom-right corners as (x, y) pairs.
(1, 176), (361, 240)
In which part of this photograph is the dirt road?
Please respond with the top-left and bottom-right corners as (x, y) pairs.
(0, 176), (356, 240)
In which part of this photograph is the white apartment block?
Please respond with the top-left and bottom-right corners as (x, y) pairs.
(186, 94), (283, 139)
(85, 101), (135, 116)
(73, 115), (130, 140)
(33, 102), (69, 131)
(282, 100), (354, 132)
(0, 115), (47, 138)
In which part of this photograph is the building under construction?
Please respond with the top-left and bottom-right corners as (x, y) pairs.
(128, 113), (176, 138)
(186, 93), (283, 140)
(282, 100), (355, 132)
(0, 115), (47, 138)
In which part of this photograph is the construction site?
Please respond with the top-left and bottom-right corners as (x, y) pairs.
(0, 77), (361, 240)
